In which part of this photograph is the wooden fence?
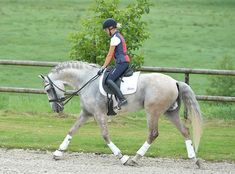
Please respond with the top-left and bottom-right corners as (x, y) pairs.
(0, 59), (235, 102)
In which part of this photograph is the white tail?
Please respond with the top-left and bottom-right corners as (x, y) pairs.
(177, 82), (203, 152)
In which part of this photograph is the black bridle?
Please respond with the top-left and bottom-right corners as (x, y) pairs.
(45, 74), (100, 106)
(44, 76), (66, 104)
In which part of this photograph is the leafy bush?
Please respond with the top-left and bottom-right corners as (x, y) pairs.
(69, 0), (152, 67)
(205, 57), (235, 119)
(207, 56), (235, 96)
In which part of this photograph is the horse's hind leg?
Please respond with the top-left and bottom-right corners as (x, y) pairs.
(127, 111), (160, 166)
(165, 110), (196, 159)
(53, 110), (89, 159)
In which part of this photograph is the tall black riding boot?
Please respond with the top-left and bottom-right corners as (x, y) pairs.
(106, 79), (127, 108)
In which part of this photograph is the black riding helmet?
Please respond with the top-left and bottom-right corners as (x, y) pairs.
(103, 18), (117, 29)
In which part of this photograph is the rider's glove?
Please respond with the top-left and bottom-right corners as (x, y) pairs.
(97, 67), (104, 76)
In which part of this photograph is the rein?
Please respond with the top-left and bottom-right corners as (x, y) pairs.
(46, 74), (100, 106)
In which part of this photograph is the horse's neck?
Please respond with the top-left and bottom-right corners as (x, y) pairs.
(49, 68), (96, 89)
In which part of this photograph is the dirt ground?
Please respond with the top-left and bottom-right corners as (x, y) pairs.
(0, 148), (234, 174)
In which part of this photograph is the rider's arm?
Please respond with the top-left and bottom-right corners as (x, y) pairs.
(102, 45), (115, 68)
(102, 35), (121, 68)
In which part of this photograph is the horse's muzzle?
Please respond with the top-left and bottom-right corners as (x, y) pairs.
(52, 102), (64, 113)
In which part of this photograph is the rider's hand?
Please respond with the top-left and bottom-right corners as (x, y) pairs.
(97, 67), (104, 75)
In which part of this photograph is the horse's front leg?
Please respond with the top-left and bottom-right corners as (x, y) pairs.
(53, 110), (89, 159)
(94, 112), (130, 165)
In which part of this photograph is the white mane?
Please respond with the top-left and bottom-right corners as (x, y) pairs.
(51, 61), (100, 74)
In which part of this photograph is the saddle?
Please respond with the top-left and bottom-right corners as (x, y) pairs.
(99, 66), (139, 116)
(102, 66), (134, 95)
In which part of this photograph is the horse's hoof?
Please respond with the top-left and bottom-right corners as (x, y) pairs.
(53, 150), (63, 160)
(195, 158), (203, 169)
(124, 158), (139, 166)
(120, 155), (130, 165)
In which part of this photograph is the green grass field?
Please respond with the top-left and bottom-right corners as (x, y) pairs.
(0, 111), (234, 161)
(1, 0), (234, 66)
(0, 0), (235, 160)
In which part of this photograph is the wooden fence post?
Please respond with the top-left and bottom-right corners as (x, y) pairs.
(184, 73), (189, 119)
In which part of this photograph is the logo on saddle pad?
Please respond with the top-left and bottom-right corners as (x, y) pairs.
(99, 70), (140, 96)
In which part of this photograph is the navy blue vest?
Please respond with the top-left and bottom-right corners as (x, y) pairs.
(111, 31), (130, 64)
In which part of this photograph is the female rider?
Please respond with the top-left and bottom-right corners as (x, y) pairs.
(98, 18), (130, 109)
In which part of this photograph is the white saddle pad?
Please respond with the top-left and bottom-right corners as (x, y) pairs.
(99, 71), (140, 96)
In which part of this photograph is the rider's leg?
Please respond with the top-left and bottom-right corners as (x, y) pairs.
(106, 79), (127, 107)
(106, 62), (129, 108)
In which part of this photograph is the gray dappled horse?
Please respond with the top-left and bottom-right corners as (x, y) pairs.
(40, 61), (203, 166)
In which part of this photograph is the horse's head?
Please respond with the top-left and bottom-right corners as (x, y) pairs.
(39, 74), (65, 113)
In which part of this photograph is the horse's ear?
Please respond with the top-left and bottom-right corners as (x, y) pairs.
(38, 74), (45, 80)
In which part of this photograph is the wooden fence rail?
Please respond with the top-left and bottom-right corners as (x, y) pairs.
(0, 59), (235, 102)
(0, 87), (234, 102)
(1, 59), (235, 75)
(0, 87), (74, 95)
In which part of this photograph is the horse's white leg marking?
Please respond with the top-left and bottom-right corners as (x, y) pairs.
(128, 111), (160, 165)
(107, 142), (130, 164)
(53, 134), (72, 158)
(107, 142), (121, 155)
(59, 134), (72, 150)
(95, 113), (129, 164)
(136, 141), (151, 156)
(53, 111), (89, 159)
(130, 141), (151, 165)
(165, 110), (196, 159)
(185, 139), (196, 158)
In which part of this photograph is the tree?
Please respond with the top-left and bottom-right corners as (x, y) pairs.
(69, 0), (152, 68)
